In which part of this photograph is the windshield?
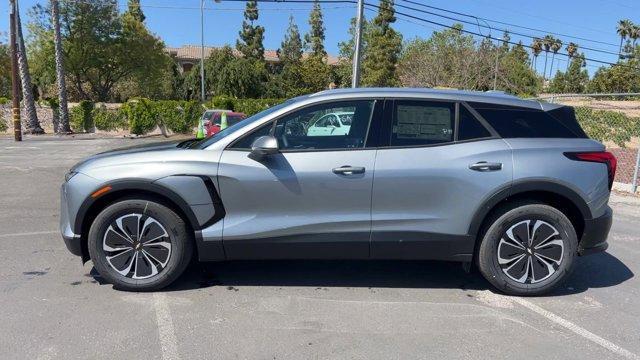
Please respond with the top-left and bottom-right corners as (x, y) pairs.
(189, 100), (294, 149)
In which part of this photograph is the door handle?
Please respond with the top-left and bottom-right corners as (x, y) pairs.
(469, 161), (502, 171)
(332, 165), (365, 175)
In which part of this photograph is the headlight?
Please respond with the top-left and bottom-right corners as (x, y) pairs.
(65, 171), (78, 182)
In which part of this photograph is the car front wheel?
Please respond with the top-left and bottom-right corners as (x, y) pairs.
(477, 203), (578, 296)
(88, 199), (193, 291)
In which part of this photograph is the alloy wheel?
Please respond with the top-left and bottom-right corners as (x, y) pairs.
(497, 219), (564, 284)
(102, 213), (172, 279)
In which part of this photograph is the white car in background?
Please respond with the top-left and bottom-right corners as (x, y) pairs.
(307, 112), (354, 136)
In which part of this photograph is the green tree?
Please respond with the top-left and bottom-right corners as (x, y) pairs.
(29, 0), (174, 101)
(336, 16), (369, 87)
(587, 59), (640, 93)
(549, 54), (588, 93)
(0, 41), (10, 98)
(304, 0), (326, 58)
(126, 0), (146, 23)
(542, 35), (554, 80)
(361, 0), (402, 87)
(499, 41), (540, 96)
(565, 42), (578, 71)
(298, 55), (332, 94)
(236, 0), (265, 60)
(530, 38), (543, 72)
(617, 19), (633, 57)
(278, 15), (303, 65)
(548, 38), (562, 79)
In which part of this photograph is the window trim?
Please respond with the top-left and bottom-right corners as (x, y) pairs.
(225, 98), (381, 152)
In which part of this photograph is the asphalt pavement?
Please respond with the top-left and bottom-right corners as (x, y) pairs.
(0, 135), (638, 360)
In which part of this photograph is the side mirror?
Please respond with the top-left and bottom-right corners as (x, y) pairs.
(250, 135), (279, 160)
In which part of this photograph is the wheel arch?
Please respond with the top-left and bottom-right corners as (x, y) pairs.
(468, 180), (591, 262)
(75, 180), (201, 263)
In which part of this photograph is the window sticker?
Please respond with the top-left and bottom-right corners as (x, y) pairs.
(395, 105), (452, 140)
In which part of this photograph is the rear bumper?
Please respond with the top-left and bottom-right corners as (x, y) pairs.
(578, 207), (612, 256)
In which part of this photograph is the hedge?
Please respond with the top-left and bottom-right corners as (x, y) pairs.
(94, 105), (127, 131)
(121, 99), (202, 135)
(207, 96), (285, 116)
(70, 100), (95, 132)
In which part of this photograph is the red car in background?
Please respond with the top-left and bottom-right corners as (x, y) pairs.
(202, 110), (247, 137)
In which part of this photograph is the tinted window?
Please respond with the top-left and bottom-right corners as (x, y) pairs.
(458, 105), (491, 141)
(390, 101), (454, 146)
(274, 100), (374, 150)
(470, 103), (582, 138)
(230, 122), (273, 149)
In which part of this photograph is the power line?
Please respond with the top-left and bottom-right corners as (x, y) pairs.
(395, 0), (622, 56)
(397, 0), (621, 49)
(363, 1), (639, 71)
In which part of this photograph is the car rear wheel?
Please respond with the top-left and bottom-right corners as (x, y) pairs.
(477, 203), (578, 296)
(88, 199), (193, 291)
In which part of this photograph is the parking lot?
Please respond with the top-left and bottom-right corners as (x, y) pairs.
(1, 136), (639, 359)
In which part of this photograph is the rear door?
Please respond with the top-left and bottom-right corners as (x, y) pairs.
(370, 99), (513, 261)
(218, 99), (381, 259)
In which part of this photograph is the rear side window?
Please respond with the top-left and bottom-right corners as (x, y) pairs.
(469, 103), (584, 138)
(458, 105), (491, 141)
(390, 101), (454, 146)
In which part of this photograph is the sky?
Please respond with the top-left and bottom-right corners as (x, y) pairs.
(1, 0), (639, 76)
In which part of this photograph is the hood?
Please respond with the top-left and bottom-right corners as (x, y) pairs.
(70, 139), (188, 173)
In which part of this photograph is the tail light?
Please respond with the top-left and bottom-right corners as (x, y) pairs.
(565, 151), (617, 189)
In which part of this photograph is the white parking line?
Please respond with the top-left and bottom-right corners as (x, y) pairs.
(511, 297), (640, 360)
(153, 293), (180, 360)
(0, 230), (58, 238)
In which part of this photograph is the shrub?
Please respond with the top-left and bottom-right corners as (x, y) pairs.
(70, 100), (95, 132)
(93, 105), (127, 131)
(0, 116), (7, 132)
(121, 99), (157, 135)
(208, 96), (236, 111)
(206, 97), (285, 116)
(0, 97), (11, 105)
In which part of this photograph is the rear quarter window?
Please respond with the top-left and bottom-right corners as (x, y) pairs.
(469, 103), (586, 139)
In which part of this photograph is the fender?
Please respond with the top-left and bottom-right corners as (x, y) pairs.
(467, 179), (592, 239)
(74, 177), (224, 236)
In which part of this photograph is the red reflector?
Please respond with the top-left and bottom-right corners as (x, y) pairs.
(565, 151), (617, 189)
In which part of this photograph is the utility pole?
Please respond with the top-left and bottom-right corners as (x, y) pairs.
(9, 0), (22, 141)
(200, 0), (206, 102)
(493, 36), (502, 91)
(351, 0), (364, 88)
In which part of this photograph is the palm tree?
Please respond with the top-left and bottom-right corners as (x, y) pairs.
(631, 24), (640, 48)
(51, 0), (70, 133)
(565, 42), (578, 71)
(548, 38), (562, 79)
(542, 35), (554, 80)
(617, 19), (632, 58)
(15, 2), (44, 134)
(531, 38), (543, 72)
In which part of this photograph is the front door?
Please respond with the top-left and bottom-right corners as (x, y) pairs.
(218, 99), (380, 259)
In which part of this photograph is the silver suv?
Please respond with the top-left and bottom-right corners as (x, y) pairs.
(60, 88), (615, 295)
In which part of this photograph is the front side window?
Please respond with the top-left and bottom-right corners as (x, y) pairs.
(390, 101), (455, 146)
(274, 100), (375, 150)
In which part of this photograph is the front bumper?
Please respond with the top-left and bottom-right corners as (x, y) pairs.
(578, 207), (612, 256)
(60, 183), (83, 258)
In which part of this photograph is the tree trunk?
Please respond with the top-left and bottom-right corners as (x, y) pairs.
(543, 52), (549, 81)
(549, 53), (556, 79)
(15, 4), (44, 134)
(619, 37), (623, 58)
(52, 0), (71, 133)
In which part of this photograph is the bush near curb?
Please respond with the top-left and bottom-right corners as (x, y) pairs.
(71, 100), (95, 132)
(121, 99), (157, 135)
(94, 105), (127, 131)
(121, 99), (202, 135)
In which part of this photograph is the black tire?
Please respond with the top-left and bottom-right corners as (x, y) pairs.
(88, 199), (193, 291)
(477, 202), (577, 296)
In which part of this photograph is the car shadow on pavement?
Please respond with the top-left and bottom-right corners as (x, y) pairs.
(158, 251), (633, 295)
(547, 251), (634, 296)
